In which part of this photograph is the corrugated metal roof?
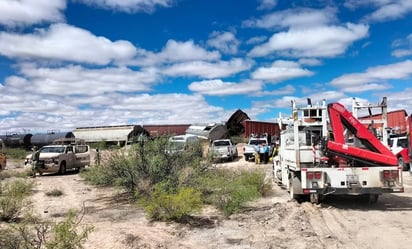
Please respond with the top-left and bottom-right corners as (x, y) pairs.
(73, 125), (147, 143)
(186, 123), (227, 140)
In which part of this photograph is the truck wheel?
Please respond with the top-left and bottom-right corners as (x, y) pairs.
(244, 155), (248, 161)
(367, 194), (379, 204)
(398, 157), (408, 171)
(59, 162), (66, 175)
(310, 194), (320, 204)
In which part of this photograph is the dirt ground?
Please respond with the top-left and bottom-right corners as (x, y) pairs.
(5, 148), (412, 249)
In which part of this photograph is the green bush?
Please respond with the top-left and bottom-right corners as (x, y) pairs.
(141, 185), (202, 221)
(193, 169), (270, 216)
(0, 210), (93, 249)
(81, 136), (204, 196)
(0, 179), (33, 222)
(4, 148), (28, 160)
(79, 164), (115, 187)
(45, 210), (94, 249)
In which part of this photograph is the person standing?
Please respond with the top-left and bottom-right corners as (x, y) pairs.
(254, 144), (260, 164)
(31, 146), (40, 177)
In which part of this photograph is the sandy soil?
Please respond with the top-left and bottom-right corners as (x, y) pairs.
(5, 150), (412, 249)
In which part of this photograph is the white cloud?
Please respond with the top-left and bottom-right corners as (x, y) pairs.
(392, 49), (412, 57)
(330, 60), (412, 92)
(188, 79), (262, 96)
(249, 23), (369, 58)
(0, 0), (66, 27)
(252, 60), (314, 82)
(360, 0), (412, 23)
(246, 36), (267, 45)
(298, 58), (322, 66)
(133, 40), (221, 66)
(260, 84), (296, 96)
(271, 91), (346, 109)
(207, 31), (240, 54)
(77, 0), (174, 13)
(162, 58), (252, 78)
(257, 0), (277, 10)
(0, 85), (228, 132)
(0, 23), (137, 65)
(2, 63), (159, 97)
(243, 7), (337, 30)
(391, 33), (412, 58)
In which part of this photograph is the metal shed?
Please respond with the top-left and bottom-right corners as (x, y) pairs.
(73, 125), (148, 145)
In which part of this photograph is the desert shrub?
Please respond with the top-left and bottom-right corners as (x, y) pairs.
(0, 215), (50, 249)
(0, 210), (93, 249)
(81, 136), (204, 196)
(0, 168), (32, 180)
(193, 169), (269, 216)
(5, 148), (28, 160)
(45, 210), (94, 249)
(0, 179), (33, 222)
(45, 188), (64, 197)
(141, 185), (202, 221)
(230, 136), (243, 145)
(79, 164), (115, 187)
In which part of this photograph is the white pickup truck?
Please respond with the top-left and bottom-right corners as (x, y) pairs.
(243, 137), (269, 161)
(210, 139), (238, 161)
(26, 144), (90, 175)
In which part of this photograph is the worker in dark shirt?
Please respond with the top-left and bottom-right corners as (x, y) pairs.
(31, 147), (40, 177)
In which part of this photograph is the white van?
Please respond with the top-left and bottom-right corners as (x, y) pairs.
(167, 135), (199, 154)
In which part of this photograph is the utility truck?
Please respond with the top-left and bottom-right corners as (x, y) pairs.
(273, 97), (404, 204)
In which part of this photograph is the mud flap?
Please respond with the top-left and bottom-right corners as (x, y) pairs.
(289, 174), (303, 202)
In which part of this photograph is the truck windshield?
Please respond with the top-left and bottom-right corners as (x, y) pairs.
(250, 139), (266, 145)
(213, 141), (230, 146)
(169, 142), (185, 151)
(40, 147), (65, 153)
(398, 138), (408, 148)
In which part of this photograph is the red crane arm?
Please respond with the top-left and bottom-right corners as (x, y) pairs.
(327, 102), (397, 166)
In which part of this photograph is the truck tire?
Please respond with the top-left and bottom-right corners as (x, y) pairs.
(398, 157), (408, 171)
(59, 162), (66, 175)
(365, 194), (379, 204)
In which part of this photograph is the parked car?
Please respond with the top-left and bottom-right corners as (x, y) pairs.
(210, 139), (238, 161)
(388, 135), (410, 171)
(167, 134), (202, 156)
(25, 144), (90, 175)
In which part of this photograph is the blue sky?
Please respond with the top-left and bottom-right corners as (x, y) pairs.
(1, 0), (412, 134)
